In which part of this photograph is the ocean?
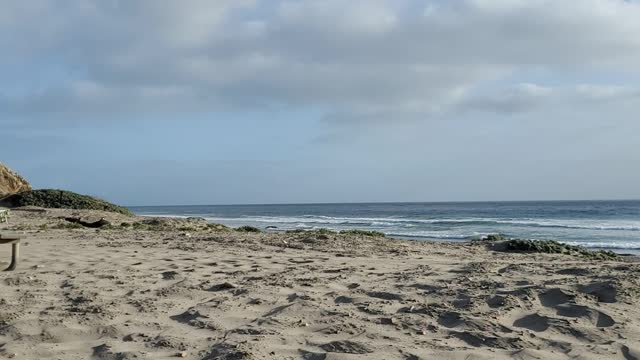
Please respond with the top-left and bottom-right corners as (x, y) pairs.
(130, 200), (640, 254)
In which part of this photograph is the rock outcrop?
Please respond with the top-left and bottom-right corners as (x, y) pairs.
(0, 163), (32, 196)
(0, 189), (132, 215)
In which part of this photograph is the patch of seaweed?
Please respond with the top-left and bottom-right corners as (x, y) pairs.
(494, 239), (617, 261)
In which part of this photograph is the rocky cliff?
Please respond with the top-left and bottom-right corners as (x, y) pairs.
(0, 163), (32, 196)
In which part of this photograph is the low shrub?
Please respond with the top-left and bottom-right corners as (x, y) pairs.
(340, 229), (386, 237)
(483, 234), (507, 242)
(1, 189), (131, 215)
(286, 228), (337, 235)
(207, 223), (230, 231)
(503, 239), (618, 260)
(235, 225), (261, 233)
(51, 222), (84, 230)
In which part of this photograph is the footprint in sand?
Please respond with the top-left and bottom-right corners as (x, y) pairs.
(538, 288), (575, 307)
(367, 291), (403, 301)
(556, 267), (592, 276)
(203, 343), (251, 360)
(299, 349), (327, 360)
(578, 281), (618, 303)
(449, 331), (531, 350)
(513, 313), (569, 332)
(170, 308), (219, 330)
(621, 345), (640, 360)
(320, 340), (373, 354)
(92, 344), (139, 360)
(437, 311), (465, 328)
(161, 271), (179, 280)
(537, 287), (616, 328)
(555, 304), (615, 327)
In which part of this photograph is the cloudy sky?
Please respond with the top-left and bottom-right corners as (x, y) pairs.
(2, 0), (640, 205)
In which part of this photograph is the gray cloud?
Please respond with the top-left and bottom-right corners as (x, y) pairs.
(458, 83), (640, 114)
(458, 83), (554, 114)
(2, 0), (640, 122)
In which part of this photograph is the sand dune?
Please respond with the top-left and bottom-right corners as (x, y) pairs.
(0, 209), (638, 359)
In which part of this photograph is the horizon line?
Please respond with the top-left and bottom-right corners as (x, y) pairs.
(127, 198), (640, 208)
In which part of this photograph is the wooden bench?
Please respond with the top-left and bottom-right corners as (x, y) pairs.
(0, 233), (22, 271)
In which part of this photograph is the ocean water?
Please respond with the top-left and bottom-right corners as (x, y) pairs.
(130, 201), (640, 253)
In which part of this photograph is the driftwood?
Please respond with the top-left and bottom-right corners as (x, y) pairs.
(64, 217), (111, 228)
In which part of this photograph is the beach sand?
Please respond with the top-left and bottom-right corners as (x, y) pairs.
(0, 208), (639, 359)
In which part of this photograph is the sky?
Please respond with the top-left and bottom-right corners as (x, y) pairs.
(2, 0), (640, 206)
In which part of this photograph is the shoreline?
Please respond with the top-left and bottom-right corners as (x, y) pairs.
(0, 208), (638, 359)
(136, 213), (640, 256)
(130, 200), (640, 256)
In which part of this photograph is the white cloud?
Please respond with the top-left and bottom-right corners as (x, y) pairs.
(575, 84), (639, 100)
(1, 0), (640, 121)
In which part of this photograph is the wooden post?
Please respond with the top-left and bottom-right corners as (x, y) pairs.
(0, 235), (22, 271)
(7, 242), (19, 271)
(1, 240), (20, 271)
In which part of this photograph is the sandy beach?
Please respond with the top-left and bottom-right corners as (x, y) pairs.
(0, 208), (639, 359)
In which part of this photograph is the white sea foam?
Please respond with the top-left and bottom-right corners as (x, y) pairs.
(492, 219), (640, 231)
(136, 212), (640, 235)
(180, 215), (640, 231)
(136, 210), (640, 250)
(385, 231), (482, 239)
(561, 241), (640, 250)
(132, 203), (640, 252)
(139, 214), (190, 219)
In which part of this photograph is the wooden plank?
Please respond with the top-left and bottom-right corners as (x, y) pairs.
(0, 233), (23, 240)
(0, 239), (20, 244)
